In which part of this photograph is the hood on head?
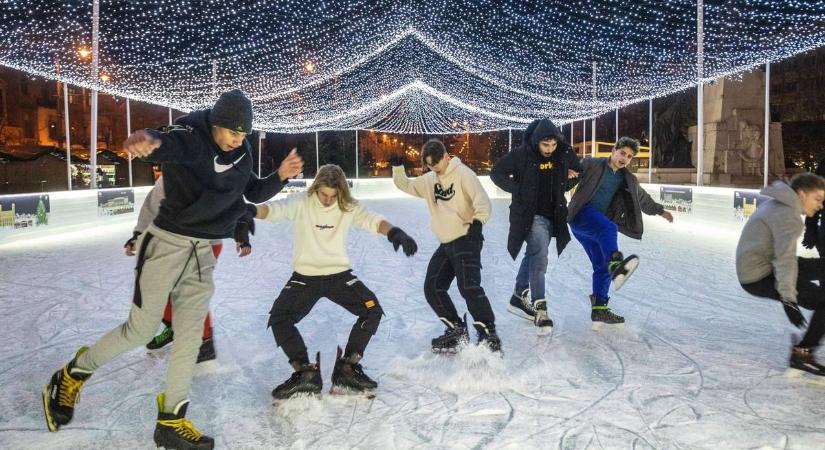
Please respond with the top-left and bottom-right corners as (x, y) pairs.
(525, 119), (563, 154)
(760, 181), (802, 213)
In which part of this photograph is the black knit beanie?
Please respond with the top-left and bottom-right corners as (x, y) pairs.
(211, 89), (253, 134)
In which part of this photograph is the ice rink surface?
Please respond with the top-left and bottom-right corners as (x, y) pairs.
(2, 197), (824, 449)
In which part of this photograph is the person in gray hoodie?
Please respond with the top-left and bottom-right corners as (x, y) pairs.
(737, 172), (825, 376)
(567, 137), (673, 329)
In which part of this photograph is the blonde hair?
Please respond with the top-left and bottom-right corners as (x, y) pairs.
(308, 164), (358, 211)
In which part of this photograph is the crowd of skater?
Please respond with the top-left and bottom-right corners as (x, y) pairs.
(39, 90), (825, 449)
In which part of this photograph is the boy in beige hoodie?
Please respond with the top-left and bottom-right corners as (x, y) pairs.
(391, 139), (499, 353)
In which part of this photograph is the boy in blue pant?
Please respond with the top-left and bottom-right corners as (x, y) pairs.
(567, 137), (673, 329)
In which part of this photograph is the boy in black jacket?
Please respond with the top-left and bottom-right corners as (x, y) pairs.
(567, 137), (673, 329)
(491, 119), (582, 334)
(42, 90), (302, 450)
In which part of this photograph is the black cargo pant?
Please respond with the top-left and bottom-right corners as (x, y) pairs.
(424, 235), (495, 325)
(269, 270), (383, 365)
(741, 257), (825, 348)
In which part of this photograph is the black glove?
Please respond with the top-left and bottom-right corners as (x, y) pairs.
(387, 227), (417, 257)
(234, 221), (252, 249)
(388, 154), (405, 167)
(782, 299), (807, 329)
(234, 204), (257, 248)
(467, 220), (483, 246)
(241, 203), (257, 235)
(802, 226), (818, 250)
(124, 230), (141, 249)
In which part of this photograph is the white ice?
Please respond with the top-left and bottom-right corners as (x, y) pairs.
(2, 197), (825, 449)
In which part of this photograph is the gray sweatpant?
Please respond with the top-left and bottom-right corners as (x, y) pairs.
(76, 224), (216, 408)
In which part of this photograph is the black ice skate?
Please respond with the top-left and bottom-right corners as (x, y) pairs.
(330, 346), (377, 396)
(533, 299), (553, 336)
(608, 252), (639, 291)
(431, 315), (469, 353)
(591, 304), (625, 330)
(153, 393), (214, 450)
(788, 346), (825, 379)
(507, 288), (535, 321)
(147, 324), (174, 351)
(42, 346), (93, 432)
(196, 338), (215, 364)
(271, 352), (322, 400)
(473, 321), (502, 353)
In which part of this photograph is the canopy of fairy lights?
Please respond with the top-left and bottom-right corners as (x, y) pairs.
(1, 1), (825, 133)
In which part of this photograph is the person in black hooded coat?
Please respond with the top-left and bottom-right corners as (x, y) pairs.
(491, 119), (582, 332)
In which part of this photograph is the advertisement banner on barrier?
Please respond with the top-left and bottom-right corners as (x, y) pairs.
(97, 189), (135, 216)
(0, 193), (50, 230)
(660, 186), (693, 213)
(733, 190), (769, 221)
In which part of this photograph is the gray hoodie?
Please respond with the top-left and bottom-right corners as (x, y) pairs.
(735, 181), (804, 303)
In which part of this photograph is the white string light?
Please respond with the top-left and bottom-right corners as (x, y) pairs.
(1, 0), (824, 133)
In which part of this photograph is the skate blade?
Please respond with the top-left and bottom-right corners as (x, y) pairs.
(271, 391), (321, 405)
(432, 347), (460, 355)
(42, 386), (57, 432)
(329, 385), (376, 399)
(536, 325), (553, 336)
(786, 368), (825, 385)
(145, 346), (170, 356)
(612, 256), (639, 291)
(507, 305), (534, 321)
(592, 322), (625, 331)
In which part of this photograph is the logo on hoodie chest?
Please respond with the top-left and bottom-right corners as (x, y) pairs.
(434, 183), (455, 202)
(315, 224), (335, 230)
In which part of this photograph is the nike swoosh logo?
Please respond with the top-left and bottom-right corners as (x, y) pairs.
(214, 153), (246, 173)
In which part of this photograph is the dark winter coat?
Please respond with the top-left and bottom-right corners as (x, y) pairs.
(144, 109), (286, 240)
(491, 119), (583, 259)
(567, 157), (664, 240)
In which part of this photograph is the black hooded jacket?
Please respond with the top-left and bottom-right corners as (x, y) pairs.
(491, 119), (583, 259)
(143, 109), (286, 239)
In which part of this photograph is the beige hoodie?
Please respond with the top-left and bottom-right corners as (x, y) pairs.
(392, 157), (491, 244)
(264, 192), (385, 276)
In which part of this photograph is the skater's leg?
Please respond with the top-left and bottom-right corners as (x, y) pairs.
(424, 245), (461, 322)
(268, 274), (322, 365)
(448, 237), (495, 325)
(794, 258), (825, 348)
(163, 241), (216, 407)
(325, 272), (383, 358)
(571, 226), (610, 303)
(525, 215), (552, 301)
(742, 265), (825, 347)
(797, 257), (824, 283)
(76, 231), (186, 371)
(514, 253), (530, 293)
(162, 300), (173, 326)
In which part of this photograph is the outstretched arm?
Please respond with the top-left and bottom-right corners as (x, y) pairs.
(245, 148), (304, 202)
(391, 164), (429, 198)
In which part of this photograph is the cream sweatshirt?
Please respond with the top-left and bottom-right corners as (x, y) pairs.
(263, 192), (385, 276)
(392, 157), (491, 244)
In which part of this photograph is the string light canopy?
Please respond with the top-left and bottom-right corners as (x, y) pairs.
(1, 0), (824, 134)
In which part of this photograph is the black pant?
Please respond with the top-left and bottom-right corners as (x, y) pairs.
(741, 257), (825, 348)
(424, 236), (495, 325)
(268, 270), (383, 364)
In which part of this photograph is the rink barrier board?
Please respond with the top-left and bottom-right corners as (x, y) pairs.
(0, 178), (761, 245)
